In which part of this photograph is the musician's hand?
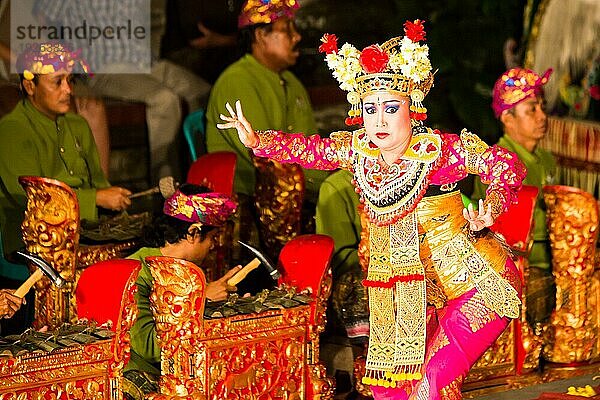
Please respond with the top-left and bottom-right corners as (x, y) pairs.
(217, 101), (259, 148)
(462, 199), (494, 232)
(96, 186), (132, 211)
(0, 289), (24, 319)
(206, 266), (241, 302)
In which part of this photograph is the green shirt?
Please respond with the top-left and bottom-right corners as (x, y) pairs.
(125, 247), (163, 375)
(315, 170), (361, 278)
(0, 100), (109, 254)
(472, 134), (557, 268)
(206, 54), (327, 199)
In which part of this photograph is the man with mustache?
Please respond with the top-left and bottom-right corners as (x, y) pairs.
(205, 0), (327, 262)
(0, 43), (131, 257)
(473, 67), (557, 327)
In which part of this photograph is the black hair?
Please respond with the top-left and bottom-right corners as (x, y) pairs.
(141, 183), (217, 248)
(18, 74), (38, 98)
(238, 23), (273, 55)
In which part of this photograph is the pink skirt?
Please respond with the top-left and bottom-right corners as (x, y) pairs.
(371, 259), (520, 399)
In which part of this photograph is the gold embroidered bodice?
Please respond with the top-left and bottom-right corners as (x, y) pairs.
(417, 191), (510, 303)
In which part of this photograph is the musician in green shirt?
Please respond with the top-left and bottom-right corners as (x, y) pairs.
(205, 0), (327, 199)
(473, 67), (556, 325)
(123, 184), (239, 399)
(0, 43), (131, 255)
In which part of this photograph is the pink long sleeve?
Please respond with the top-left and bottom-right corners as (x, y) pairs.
(252, 130), (353, 171)
(432, 132), (526, 218)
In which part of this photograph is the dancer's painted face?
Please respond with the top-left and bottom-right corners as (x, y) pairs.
(362, 91), (411, 154)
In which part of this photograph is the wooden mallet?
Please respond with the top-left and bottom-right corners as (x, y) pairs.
(14, 251), (66, 298)
(227, 258), (261, 287)
(129, 176), (178, 199)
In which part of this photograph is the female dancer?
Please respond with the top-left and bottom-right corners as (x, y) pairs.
(218, 20), (525, 399)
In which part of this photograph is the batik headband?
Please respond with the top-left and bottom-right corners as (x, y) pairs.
(238, 0), (300, 29)
(163, 190), (237, 227)
(492, 67), (552, 118)
(16, 42), (91, 81)
(319, 20), (434, 126)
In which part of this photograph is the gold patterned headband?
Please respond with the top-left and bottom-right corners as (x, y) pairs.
(319, 20), (434, 126)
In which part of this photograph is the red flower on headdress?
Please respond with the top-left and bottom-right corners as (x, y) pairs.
(359, 45), (389, 73)
(318, 33), (338, 54)
(404, 19), (426, 42)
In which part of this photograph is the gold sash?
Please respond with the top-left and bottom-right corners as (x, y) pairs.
(354, 129), (440, 386)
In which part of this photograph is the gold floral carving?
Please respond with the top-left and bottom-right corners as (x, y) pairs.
(147, 257), (207, 397)
(0, 339), (121, 399)
(253, 157), (304, 261)
(352, 356), (373, 398)
(146, 256), (334, 399)
(109, 264), (140, 386)
(0, 376), (109, 399)
(439, 375), (464, 400)
(78, 241), (138, 268)
(19, 177), (139, 331)
(0, 259), (138, 399)
(19, 176), (80, 331)
(516, 257), (543, 373)
(542, 185), (599, 363)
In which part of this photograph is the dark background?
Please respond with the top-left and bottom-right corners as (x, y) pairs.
(292, 0), (526, 144)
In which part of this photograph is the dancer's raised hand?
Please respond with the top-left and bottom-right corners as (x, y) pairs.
(217, 100), (259, 148)
(462, 199), (494, 231)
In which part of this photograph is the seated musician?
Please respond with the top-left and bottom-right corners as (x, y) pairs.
(124, 183), (240, 399)
(472, 67), (557, 328)
(0, 42), (132, 257)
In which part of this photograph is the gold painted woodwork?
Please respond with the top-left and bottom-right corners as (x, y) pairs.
(0, 258), (139, 398)
(19, 176), (138, 331)
(146, 256), (333, 400)
(0, 340), (117, 399)
(253, 157), (304, 261)
(542, 185), (599, 363)
(78, 241), (139, 268)
(20, 176), (80, 330)
(0, 318), (137, 400)
(518, 258), (544, 373)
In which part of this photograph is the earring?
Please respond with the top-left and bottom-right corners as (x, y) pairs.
(345, 91), (364, 126)
(409, 89), (427, 123)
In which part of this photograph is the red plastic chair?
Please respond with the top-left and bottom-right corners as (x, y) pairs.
(186, 151), (237, 196)
(491, 184), (539, 253)
(75, 259), (141, 332)
(277, 234), (334, 299)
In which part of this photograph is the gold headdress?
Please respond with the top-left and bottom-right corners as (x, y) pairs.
(319, 20), (434, 126)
